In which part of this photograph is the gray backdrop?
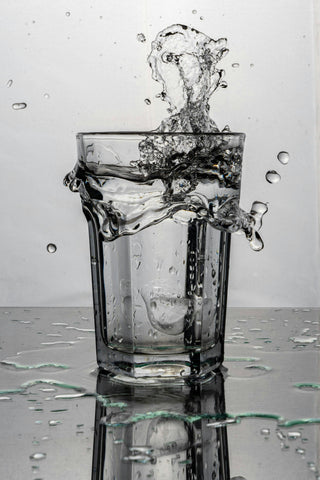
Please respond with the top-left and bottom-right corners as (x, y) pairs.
(1, 0), (319, 307)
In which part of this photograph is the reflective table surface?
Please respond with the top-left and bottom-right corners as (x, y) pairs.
(1, 307), (319, 479)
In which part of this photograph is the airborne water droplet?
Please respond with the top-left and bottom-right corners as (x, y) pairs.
(12, 102), (27, 110)
(65, 11), (71, 17)
(260, 428), (270, 436)
(220, 80), (228, 88)
(44, 93), (50, 99)
(144, 98), (151, 105)
(192, 9), (197, 14)
(6, 79), (13, 88)
(137, 33), (146, 43)
(232, 63), (240, 68)
(265, 170), (281, 184)
(47, 243), (57, 253)
(277, 151), (289, 165)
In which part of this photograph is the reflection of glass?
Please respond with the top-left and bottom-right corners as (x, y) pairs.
(65, 132), (245, 382)
(91, 369), (230, 479)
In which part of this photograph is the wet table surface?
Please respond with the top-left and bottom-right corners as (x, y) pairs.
(1, 307), (320, 480)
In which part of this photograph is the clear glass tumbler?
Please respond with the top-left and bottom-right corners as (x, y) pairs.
(64, 131), (245, 383)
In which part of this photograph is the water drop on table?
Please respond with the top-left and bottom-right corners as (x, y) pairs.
(46, 243), (57, 253)
(277, 151), (289, 165)
(265, 170), (281, 184)
(29, 452), (46, 461)
(12, 102), (27, 110)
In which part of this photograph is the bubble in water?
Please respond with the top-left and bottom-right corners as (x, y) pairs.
(192, 9), (197, 14)
(46, 243), (57, 253)
(43, 93), (50, 99)
(12, 102), (27, 110)
(265, 170), (281, 184)
(29, 452), (46, 461)
(65, 11), (71, 17)
(144, 98), (151, 105)
(232, 63), (240, 68)
(137, 33), (146, 43)
(277, 151), (289, 165)
(6, 79), (13, 88)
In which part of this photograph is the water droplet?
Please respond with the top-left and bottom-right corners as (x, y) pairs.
(250, 63), (254, 67)
(265, 170), (281, 184)
(192, 9), (197, 14)
(137, 33), (146, 43)
(260, 428), (270, 436)
(46, 243), (57, 253)
(200, 16), (204, 20)
(287, 431), (301, 441)
(295, 447), (305, 455)
(277, 151), (289, 165)
(12, 102), (27, 110)
(169, 266), (177, 275)
(144, 98), (151, 105)
(48, 420), (61, 426)
(29, 452), (46, 461)
(220, 80), (228, 88)
(232, 63), (240, 68)
(43, 93), (50, 99)
(65, 11), (71, 17)
(6, 79), (13, 88)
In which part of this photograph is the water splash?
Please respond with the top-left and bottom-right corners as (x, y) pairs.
(65, 24), (268, 251)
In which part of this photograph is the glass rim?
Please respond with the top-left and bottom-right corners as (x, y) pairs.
(77, 131), (246, 138)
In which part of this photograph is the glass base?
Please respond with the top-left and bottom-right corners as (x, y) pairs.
(96, 341), (224, 385)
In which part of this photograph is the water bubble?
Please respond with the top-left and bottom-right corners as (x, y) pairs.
(43, 93), (50, 99)
(265, 170), (281, 184)
(65, 11), (71, 17)
(192, 9), (197, 14)
(6, 79), (13, 88)
(144, 98), (151, 105)
(12, 102), (27, 110)
(137, 33), (146, 43)
(46, 243), (57, 253)
(277, 151), (289, 165)
(29, 452), (46, 461)
(232, 63), (240, 68)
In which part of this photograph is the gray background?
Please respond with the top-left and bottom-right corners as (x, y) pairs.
(0, 0), (319, 307)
